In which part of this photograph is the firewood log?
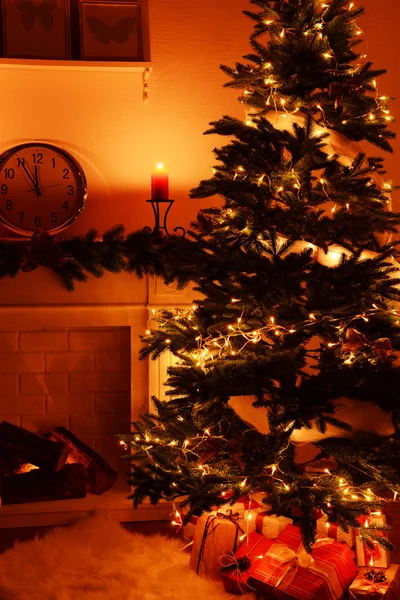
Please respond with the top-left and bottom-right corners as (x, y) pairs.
(49, 426), (118, 494)
(0, 463), (87, 505)
(0, 421), (68, 472)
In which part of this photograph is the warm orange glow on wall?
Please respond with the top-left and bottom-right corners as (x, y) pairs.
(0, 0), (398, 238)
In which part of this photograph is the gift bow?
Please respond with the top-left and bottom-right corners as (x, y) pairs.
(214, 509), (242, 524)
(268, 542), (315, 589)
(342, 328), (392, 359)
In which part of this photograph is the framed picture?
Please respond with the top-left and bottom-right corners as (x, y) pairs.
(2, 0), (71, 59)
(79, 1), (142, 61)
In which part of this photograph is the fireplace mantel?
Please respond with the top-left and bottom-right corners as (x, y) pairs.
(0, 271), (194, 528)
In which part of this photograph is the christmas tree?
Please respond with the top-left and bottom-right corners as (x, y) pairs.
(122, 0), (400, 550)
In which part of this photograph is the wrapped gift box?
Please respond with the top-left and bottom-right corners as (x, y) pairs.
(317, 514), (355, 548)
(247, 524), (358, 599)
(189, 509), (257, 580)
(255, 512), (293, 539)
(349, 564), (400, 599)
(218, 494), (263, 519)
(221, 531), (276, 594)
(356, 513), (390, 568)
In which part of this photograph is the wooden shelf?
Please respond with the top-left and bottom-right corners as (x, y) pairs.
(0, 485), (171, 528)
(0, 58), (152, 73)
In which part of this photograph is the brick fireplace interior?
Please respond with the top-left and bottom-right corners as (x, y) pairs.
(0, 272), (193, 528)
(0, 326), (131, 488)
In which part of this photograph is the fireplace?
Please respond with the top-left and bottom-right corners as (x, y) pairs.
(0, 269), (193, 528)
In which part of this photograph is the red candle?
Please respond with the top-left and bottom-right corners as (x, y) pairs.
(151, 163), (169, 200)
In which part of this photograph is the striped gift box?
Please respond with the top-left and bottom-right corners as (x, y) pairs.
(278, 525), (357, 591)
(247, 524), (357, 599)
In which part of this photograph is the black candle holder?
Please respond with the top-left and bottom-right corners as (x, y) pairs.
(145, 198), (186, 237)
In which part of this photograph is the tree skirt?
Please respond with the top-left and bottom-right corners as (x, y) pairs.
(0, 513), (255, 600)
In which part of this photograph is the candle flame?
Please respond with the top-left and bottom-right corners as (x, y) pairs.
(156, 163), (164, 169)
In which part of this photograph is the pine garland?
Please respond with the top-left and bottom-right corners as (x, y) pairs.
(0, 226), (171, 292)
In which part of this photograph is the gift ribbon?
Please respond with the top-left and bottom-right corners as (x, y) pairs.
(196, 510), (244, 576)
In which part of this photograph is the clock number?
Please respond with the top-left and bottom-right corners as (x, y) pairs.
(6, 200), (13, 211)
(52, 158), (56, 168)
(17, 158), (25, 167)
(62, 201), (69, 210)
(19, 212), (24, 223)
(32, 153), (43, 164)
(67, 185), (74, 196)
(63, 168), (70, 179)
(1, 185), (7, 194)
(35, 216), (41, 227)
(51, 212), (58, 223)
(4, 169), (14, 179)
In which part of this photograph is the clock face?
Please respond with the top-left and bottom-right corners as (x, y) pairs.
(0, 142), (87, 236)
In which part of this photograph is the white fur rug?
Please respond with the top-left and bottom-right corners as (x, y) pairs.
(0, 514), (255, 600)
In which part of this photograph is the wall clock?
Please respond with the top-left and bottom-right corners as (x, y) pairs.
(0, 142), (87, 236)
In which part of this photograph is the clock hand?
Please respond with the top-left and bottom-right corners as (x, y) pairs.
(21, 163), (41, 196)
(33, 166), (42, 197)
(26, 183), (63, 192)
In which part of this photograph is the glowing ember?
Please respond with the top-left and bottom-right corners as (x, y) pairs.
(16, 463), (39, 474)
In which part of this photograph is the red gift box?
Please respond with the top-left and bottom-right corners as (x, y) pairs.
(220, 531), (275, 594)
(247, 524), (358, 600)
